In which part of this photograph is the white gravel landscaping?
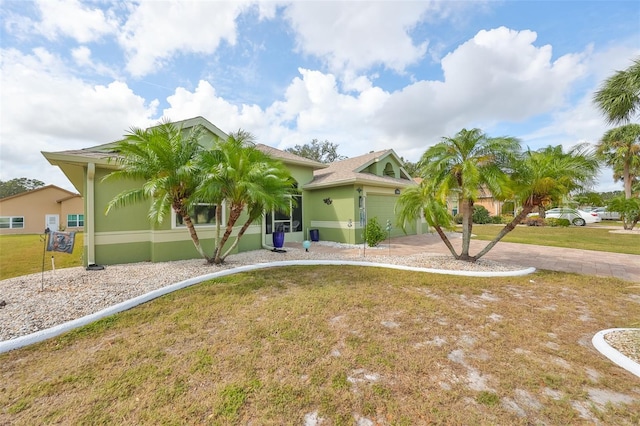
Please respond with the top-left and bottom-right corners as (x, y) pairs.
(0, 245), (527, 343)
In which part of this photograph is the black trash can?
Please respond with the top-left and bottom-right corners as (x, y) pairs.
(309, 229), (319, 242)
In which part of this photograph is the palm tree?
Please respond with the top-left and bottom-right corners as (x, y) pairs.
(593, 57), (640, 124)
(104, 119), (212, 261)
(413, 128), (520, 261)
(396, 179), (459, 256)
(397, 140), (599, 262)
(472, 143), (599, 259)
(197, 130), (296, 264)
(607, 196), (640, 230)
(596, 123), (640, 199)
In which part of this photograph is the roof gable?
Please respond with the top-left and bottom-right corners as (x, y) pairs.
(305, 149), (414, 189)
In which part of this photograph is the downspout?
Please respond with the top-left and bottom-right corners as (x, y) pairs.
(86, 163), (96, 265)
(262, 213), (275, 251)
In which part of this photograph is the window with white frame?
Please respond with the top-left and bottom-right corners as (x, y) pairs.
(67, 214), (84, 227)
(0, 216), (24, 229)
(265, 194), (302, 234)
(175, 204), (218, 227)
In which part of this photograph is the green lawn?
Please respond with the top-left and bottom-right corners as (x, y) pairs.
(0, 233), (84, 280)
(469, 224), (640, 255)
(1, 267), (638, 424)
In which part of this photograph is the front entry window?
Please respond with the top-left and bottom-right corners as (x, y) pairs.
(266, 194), (302, 234)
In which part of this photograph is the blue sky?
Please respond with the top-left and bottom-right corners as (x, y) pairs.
(1, 0), (638, 193)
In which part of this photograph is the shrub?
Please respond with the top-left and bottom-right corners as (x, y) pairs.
(500, 214), (514, 224)
(546, 218), (570, 227)
(490, 215), (503, 224)
(453, 213), (463, 224)
(364, 217), (387, 247)
(525, 217), (545, 226)
(472, 205), (491, 224)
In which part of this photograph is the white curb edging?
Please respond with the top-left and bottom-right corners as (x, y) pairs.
(592, 328), (640, 378)
(0, 260), (535, 354)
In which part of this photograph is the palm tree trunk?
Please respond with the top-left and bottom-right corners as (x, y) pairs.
(624, 160), (632, 199)
(433, 225), (461, 259)
(213, 204), (243, 264)
(470, 205), (534, 261)
(212, 202), (223, 263)
(176, 208), (211, 262)
(460, 198), (473, 261)
(218, 217), (255, 263)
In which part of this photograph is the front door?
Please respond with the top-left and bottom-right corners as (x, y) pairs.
(45, 214), (59, 232)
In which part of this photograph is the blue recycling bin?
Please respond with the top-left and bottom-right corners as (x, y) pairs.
(309, 229), (319, 242)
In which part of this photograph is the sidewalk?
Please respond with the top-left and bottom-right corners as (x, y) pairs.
(287, 232), (640, 283)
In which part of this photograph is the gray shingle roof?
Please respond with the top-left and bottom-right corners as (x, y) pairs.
(305, 150), (414, 189)
(255, 144), (327, 169)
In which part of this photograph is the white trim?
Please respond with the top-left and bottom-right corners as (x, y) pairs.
(94, 225), (262, 245)
(592, 328), (640, 378)
(311, 220), (355, 229)
(0, 260), (536, 353)
(87, 163), (96, 264)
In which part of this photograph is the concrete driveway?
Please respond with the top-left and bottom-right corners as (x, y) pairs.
(371, 232), (640, 283)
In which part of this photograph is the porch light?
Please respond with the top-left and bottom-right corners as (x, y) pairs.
(323, 197), (333, 205)
(395, 188), (401, 195)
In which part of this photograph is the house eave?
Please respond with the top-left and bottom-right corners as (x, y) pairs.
(42, 151), (119, 169)
(303, 176), (415, 190)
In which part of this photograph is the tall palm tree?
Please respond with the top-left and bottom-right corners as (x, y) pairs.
(197, 130), (296, 264)
(397, 140), (599, 262)
(594, 57), (640, 124)
(104, 119), (211, 261)
(596, 123), (640, 199)
(414, 128), (520, 261)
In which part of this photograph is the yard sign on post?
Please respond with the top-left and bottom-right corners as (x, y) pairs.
(40, 231), (76, 290)
(47, 231), (76, 254)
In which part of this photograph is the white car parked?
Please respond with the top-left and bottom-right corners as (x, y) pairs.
(592, 207), (621, 220)
(528, 207), (601, 226)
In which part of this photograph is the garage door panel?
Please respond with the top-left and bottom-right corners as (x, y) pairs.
(366, 194), (405, 238)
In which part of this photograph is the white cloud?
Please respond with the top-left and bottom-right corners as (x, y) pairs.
(160, 68), (391, 158)
(283, 1), (431, 75)
(0, 48), (157, 190)
(374, 27), (588, 154)
(34, 0), (119, 43)
(119, 0), (252, 77)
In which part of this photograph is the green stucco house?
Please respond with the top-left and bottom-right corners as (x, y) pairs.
(43, 116), (423, 266)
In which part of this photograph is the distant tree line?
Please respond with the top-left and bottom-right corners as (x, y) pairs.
(0, 178), (45, 199)
(285, 139), (347, 163)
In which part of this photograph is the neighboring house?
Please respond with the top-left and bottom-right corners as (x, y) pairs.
(42, 116), (420, 266)
(475, 186), (504, 216)
(0, 185), (84, 235)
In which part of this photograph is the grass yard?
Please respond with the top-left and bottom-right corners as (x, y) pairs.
(469, 225), (640, 255)
(0, 233), (84, 280)
(1, 266), (639, 425)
